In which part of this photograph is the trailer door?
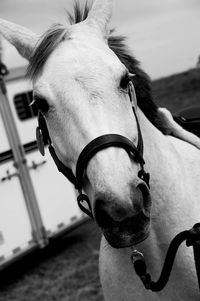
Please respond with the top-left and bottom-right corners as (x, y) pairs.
(0, 113), (34, 265)
(5, 70), (84, 238)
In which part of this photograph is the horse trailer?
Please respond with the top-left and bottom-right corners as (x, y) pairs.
(0, 65), (86, 269)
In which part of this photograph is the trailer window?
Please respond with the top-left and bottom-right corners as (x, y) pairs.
(14, 91), (38, 120)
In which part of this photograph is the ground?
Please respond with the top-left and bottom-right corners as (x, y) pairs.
(0, 220), (103, 301)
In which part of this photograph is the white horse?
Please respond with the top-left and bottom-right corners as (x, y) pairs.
(1, 1), (200, 300)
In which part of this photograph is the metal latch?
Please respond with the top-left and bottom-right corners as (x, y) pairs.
(28, 160), (46, 170)
(1, 169), (19, 182)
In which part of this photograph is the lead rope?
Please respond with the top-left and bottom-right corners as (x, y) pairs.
(131, 223), (200, 291)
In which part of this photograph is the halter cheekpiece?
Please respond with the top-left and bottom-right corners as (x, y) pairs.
(36, 81), (150, 218)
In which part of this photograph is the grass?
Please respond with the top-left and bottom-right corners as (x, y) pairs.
(0, 220), (104, 301)
(0, 67), (200, 300)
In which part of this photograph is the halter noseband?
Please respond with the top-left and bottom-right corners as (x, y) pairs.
(36, 82), (150, 218)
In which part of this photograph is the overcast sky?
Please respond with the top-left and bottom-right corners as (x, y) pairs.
(0, 0), (200, 79)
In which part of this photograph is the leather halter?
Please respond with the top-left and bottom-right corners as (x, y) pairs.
(36, 82), (150, 218)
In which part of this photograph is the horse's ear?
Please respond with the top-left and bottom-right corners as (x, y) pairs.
(0, 19), (39, 61)
(86, 0), (114, 38)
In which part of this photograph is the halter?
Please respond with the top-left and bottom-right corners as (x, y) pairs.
(36, 81), (150, 218)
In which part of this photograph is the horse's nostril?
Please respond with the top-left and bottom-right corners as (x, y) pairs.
(94, 200), (113, 228)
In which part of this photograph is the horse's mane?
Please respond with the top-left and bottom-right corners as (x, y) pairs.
(27, 2), (167, 133)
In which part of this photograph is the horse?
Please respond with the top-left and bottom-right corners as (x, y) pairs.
(1, 1), (200, 300)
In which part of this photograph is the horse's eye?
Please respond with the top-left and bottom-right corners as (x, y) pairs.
(33, 95), (49, 114)
(120, 73), (130, 91)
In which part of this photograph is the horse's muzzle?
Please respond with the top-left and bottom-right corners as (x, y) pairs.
(99, 211), (150, 248)
(93, 180), (151, 248)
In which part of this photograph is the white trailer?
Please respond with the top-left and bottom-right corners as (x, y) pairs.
(0, 65), (86, 269)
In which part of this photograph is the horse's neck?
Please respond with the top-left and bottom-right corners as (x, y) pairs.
(139, 109), (200, 239)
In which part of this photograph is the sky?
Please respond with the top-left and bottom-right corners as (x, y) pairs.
(0, 0), (200, 79)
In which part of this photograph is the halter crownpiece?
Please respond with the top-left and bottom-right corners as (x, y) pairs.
(36, 81), (150, 217)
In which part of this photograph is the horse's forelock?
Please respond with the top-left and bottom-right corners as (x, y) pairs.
(67, 1), (91, 25)
(27, 24), (68, 80)
(27, 2), (91, 80)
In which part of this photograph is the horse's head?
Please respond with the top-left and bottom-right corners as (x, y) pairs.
(0, 0), (151, 248)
